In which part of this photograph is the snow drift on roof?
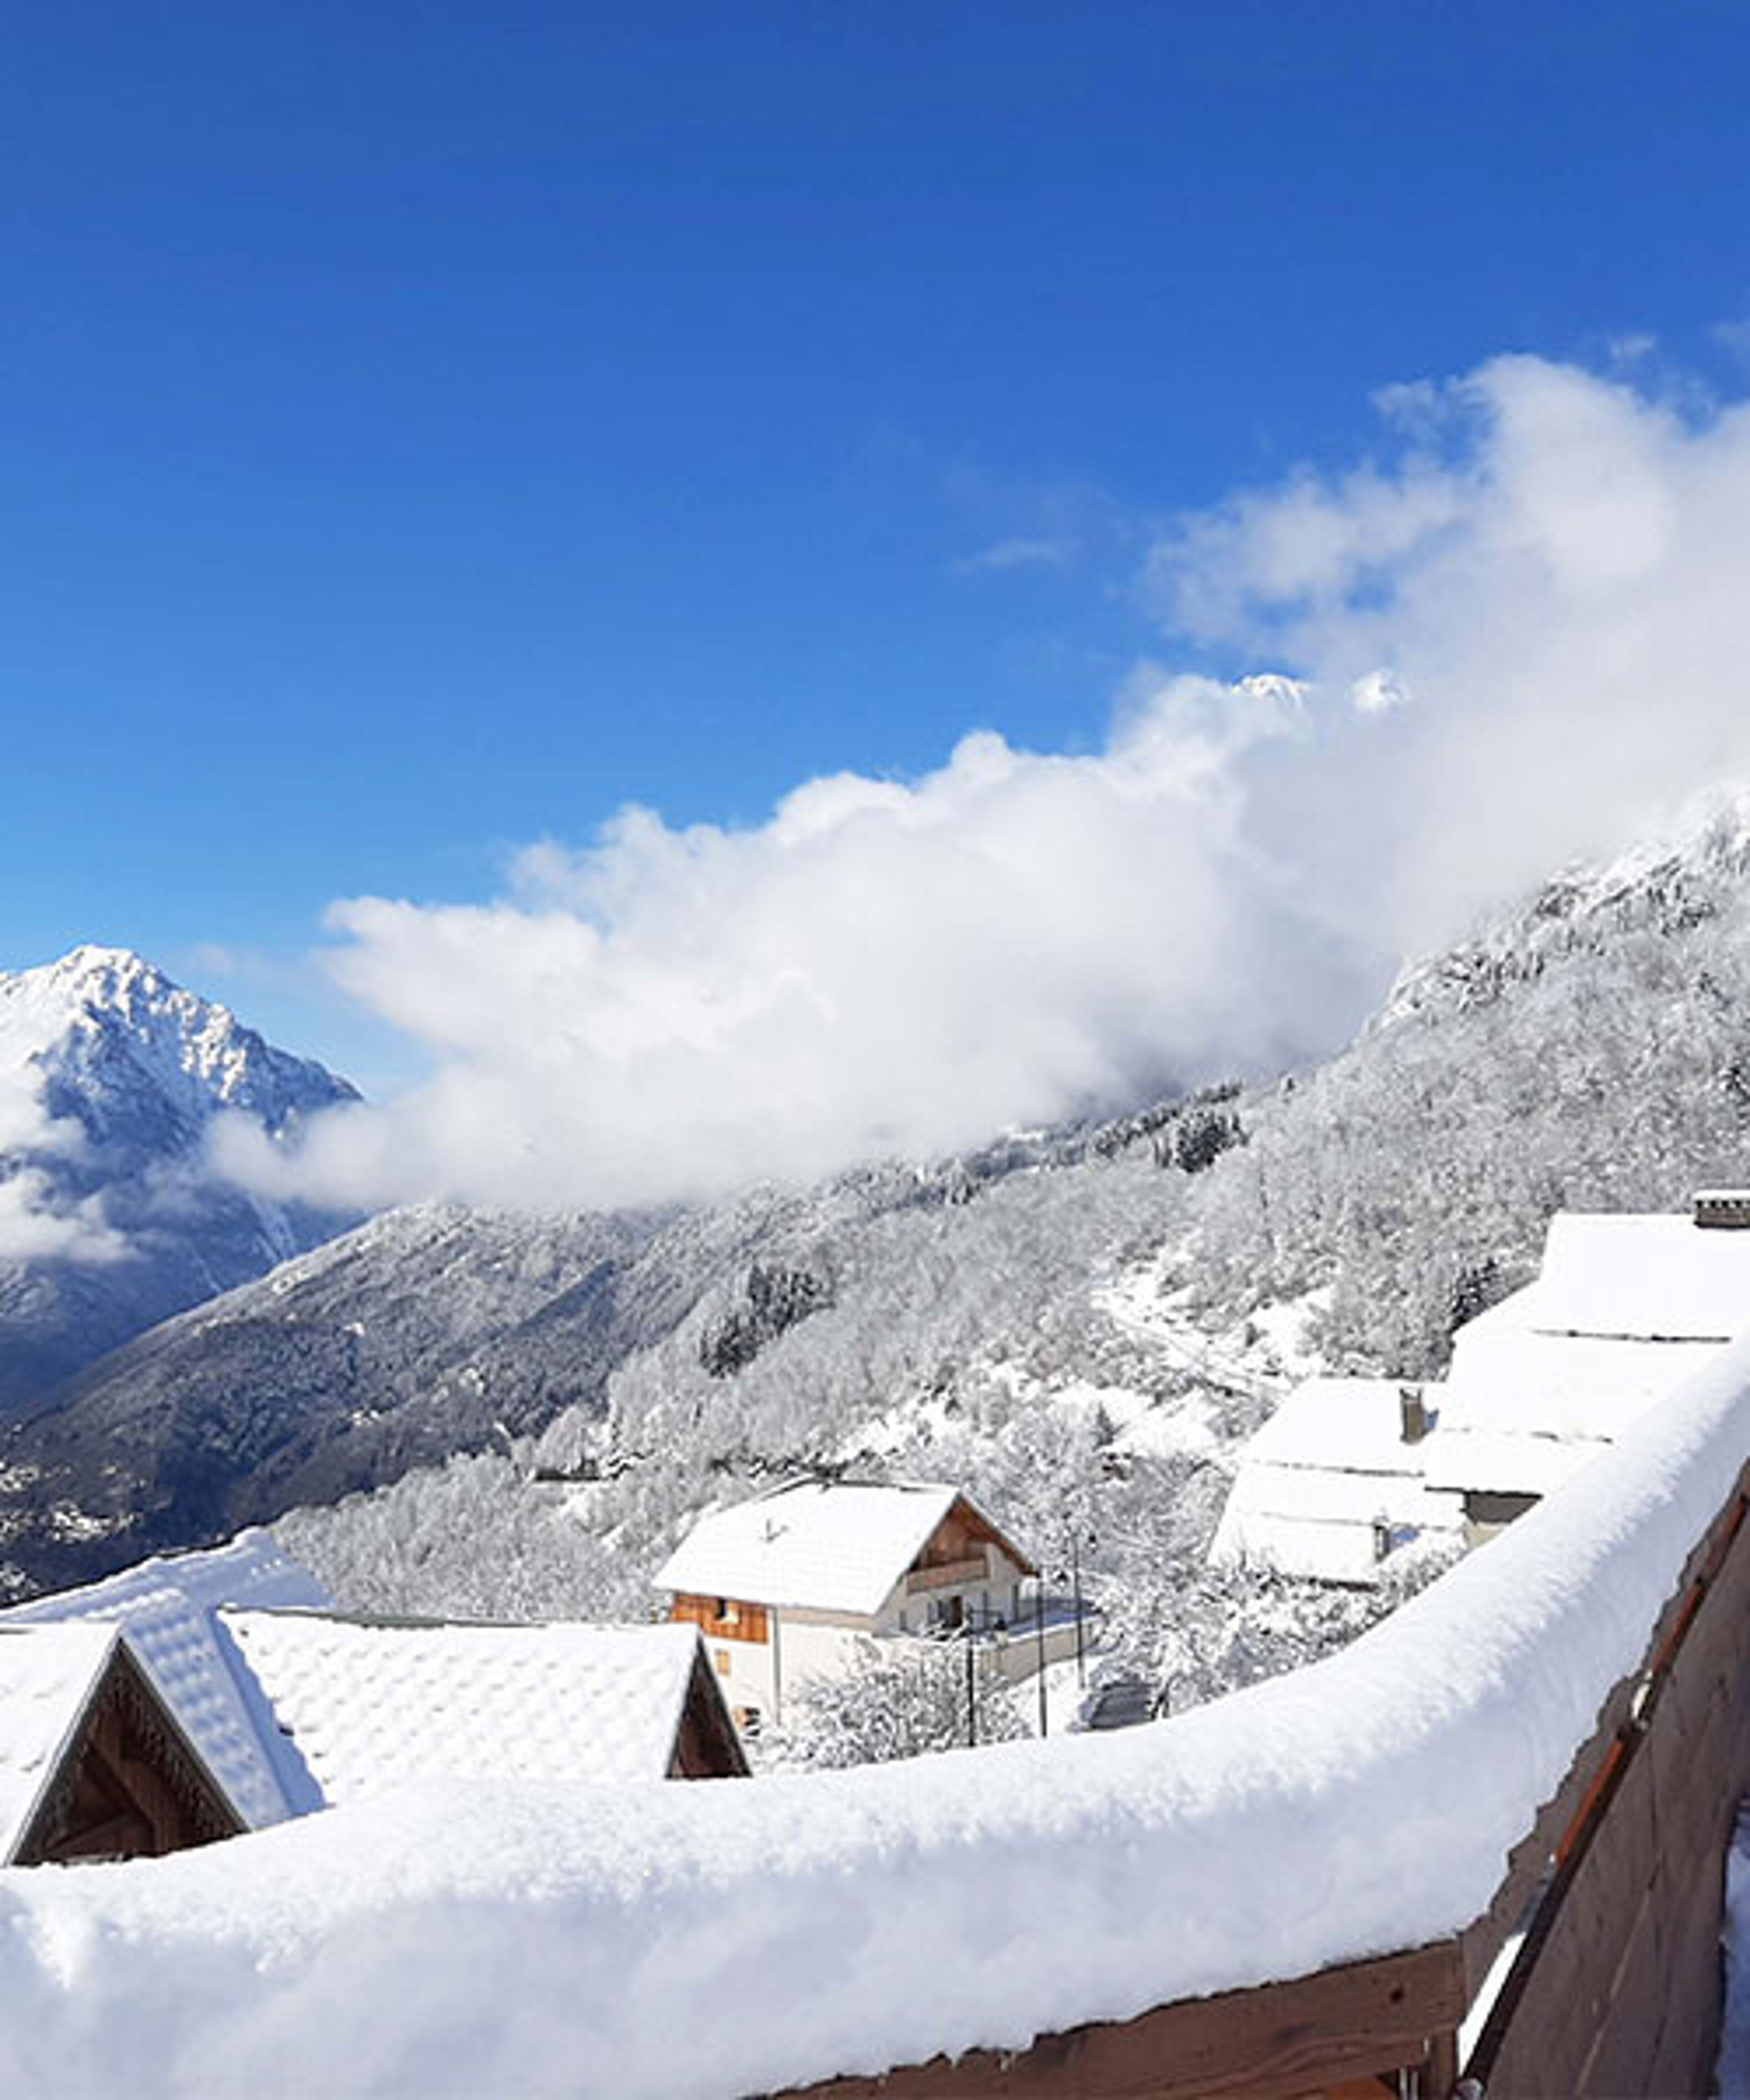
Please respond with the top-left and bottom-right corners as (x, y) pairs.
(217, 1614), (710, 1810)
(1528, 1211), (1750, 1340)
(1, 1530), (331, 1828)
(655, 1479), (967, 1616)
(1239, 1376), (1426, 1474)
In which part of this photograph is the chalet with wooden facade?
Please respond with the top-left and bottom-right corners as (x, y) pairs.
(656, 1479), (1035, 1730)
(0, 1623), (242, 1865)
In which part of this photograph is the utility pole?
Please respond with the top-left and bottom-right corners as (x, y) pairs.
(1070, 1529), (1086, 1688)
(1035, 1580), (1048, 1736)
(964, 1631), (978, 1750)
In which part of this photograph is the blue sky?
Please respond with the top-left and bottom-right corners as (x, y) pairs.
(8, 1), (1750, 1085)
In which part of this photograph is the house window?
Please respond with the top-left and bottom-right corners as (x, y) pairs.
(714, 1648), (732, 1675)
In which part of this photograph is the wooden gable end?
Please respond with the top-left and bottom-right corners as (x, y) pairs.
(667, 1647), (751, 1780)
(12, 1642), (245, 1867)
(907, 1496), (1035, 1586)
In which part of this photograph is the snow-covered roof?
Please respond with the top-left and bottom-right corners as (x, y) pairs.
(656, 1479), (1017, 1617)
(1416, 1223), (1744, 1493)
(1420, 1428), (1606, 1499)
(1, 1335), (1745, 2099)
(1, 1530), (331, 1829)
(215, 1613), (714, 1810)
(1208, 1379), (1462, 1584)
(1527, 1211), (1750, 1340)
(1449, 1305), (1727, 1428)
(1238, 1376), (1427, 1473)
(0, 1622), (116, 1863)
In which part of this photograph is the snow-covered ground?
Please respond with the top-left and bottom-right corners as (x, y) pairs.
(0, 1328), (1743, 2099)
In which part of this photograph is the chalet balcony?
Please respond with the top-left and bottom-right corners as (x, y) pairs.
(905, 1552), (988, 1594)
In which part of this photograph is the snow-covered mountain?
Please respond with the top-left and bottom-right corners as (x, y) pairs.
(1378, 786), (1750, 1029)
(9, 790), (1750, 1611)
(0, 947), (359, 1409)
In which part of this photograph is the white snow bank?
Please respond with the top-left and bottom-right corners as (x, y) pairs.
(1, 1340), (1747, 2099)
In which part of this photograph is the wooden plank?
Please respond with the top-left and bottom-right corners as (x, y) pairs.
(1572, 1889), (1661, 2099)
(1644, 1860), (1729, 2100)
(782, 1944), (1465, 2100)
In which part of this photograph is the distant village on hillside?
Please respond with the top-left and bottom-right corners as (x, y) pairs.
(4, 1193), (1744, 1868)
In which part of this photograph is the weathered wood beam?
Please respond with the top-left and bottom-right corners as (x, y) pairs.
(779, 1942), (1466, 2100)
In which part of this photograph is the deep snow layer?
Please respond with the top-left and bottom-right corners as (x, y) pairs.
(1, 1338), (1747, 2099)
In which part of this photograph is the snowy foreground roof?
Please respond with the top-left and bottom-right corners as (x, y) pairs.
(1, 1530), (332, 1828)
(0, 1622), (116, 1862)
(0, 1339), (1745, 2098)
(217, 1614), (715, 1811)
(657, 1478), (977, 1616)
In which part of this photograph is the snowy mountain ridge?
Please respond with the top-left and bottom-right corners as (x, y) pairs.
(1, 945), (354, 1160)
(0, 946), (359, 1410)
(1378, 782), (1750, 1030)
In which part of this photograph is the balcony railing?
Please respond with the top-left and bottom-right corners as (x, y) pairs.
(906, 1552), (988, 1593)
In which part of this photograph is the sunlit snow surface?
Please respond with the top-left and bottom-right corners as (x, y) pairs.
(2, 1531), (332, 1827)
(218, 1614), (709, 1809)
(0, 1337), (1744, 2097)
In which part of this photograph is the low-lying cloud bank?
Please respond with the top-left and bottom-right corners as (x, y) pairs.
(0, 1068), (128, 1265)
(221, 351), (1750, 1215)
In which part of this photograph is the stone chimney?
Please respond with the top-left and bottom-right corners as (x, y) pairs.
(1399, 1385), (1429, 1444)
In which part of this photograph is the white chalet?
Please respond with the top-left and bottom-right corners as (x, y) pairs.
(656, 1479), (1035, 1729)
(1212, 1198), (1750, 1586)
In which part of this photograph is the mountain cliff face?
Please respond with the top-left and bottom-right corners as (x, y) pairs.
(0, 947), (359, 1409)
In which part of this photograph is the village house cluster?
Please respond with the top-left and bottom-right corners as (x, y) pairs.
(2, 1195), (1743, 1874)
(0, 1474), (1057, 1866)
(1211, 1196), (1750, 1584)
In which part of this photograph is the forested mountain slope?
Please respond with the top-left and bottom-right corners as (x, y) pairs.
(13, 795), (1750, 1625)
(281, 794), (1750, 1678)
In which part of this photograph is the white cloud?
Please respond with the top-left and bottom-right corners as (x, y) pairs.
(222, 351), (1750, 1216)
(214, 676), (1372, 1214)
(1153, 353), (1750, 945)
(954, 535), (1076, 576)
(0, 1169), (128, 1264)
(0, 1072), (127, 1263)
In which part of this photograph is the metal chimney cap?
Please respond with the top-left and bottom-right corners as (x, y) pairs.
(1693, 1190), (1750, 1229)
